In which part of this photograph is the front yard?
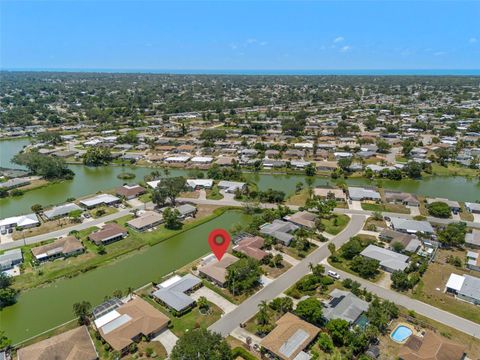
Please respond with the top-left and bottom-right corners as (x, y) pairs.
(361, 202), (410, 214)
(320, 214), (350, 235)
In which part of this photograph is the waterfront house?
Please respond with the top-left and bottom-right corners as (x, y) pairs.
(348, 187), (381, 201)
(323, 289), (369, 325)
(79, 194), (120, 209)
(426, 197), (461, 214)
(465, 202), (480, 214)
(360, 244), (410, 272)
(31, 236), (84, 262)
(284, 211), (317, 230)
(152, 274), (202, 314)
(218, 180), (246, 193)
(174, 204), (197, 219)
(95, 297), (170, 354)
(233, 236), (268, 261)
(43, 203), (82, 220)
(313, 187), (346, 201)
(260, 312), (320, 360)
(0, 177), (30, 190)
(0, 248), (23, 272)
(115, 184), (146, 199)
(89, 223), (128, 245)
(164, 155), (191, 163)
(198, 253), (239, 287)
(186, 179), (214, 190)
(127, 211), (164, 232)
(0, 213), (39, 230)
(398, 330), (466, 360)
(16, 325), (98, 360)
(215, 156), (237, 166)
(445, 273), (480, 305)
(390, 217), (434, 235)
(384, 191), (419, 207)
(190, 156), (213, 164)
(259, 220), (299, 246)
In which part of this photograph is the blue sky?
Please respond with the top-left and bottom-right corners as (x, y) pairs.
(1, 1), (479, 70)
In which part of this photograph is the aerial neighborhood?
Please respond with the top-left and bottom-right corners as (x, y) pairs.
(0, 73), (480, 360)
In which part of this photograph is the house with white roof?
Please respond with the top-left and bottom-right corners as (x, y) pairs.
(186, 179), (214, 189)
(0, 213), (39, 230)
(218, 180), (246, 193)
(390, 217), (434, 234)
(445, 273), (480, 305)
(348, 187), (381, 201)
(43, 203), (82, 220)
(79, 194), (120, 209)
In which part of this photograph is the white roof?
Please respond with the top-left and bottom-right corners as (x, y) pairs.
(0, 213), (39, 228)
(446, 273), (465, 292)
(165, 156), (190, 162)
(94, 310), (121, 328)
(80, 194), (120, 207)
(159, 275), (182, 288)
(190, 156), (213, 163)
(147, 180), (161, 189)
(186, 179), (213, 188)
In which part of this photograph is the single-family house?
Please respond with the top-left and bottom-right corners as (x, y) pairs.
(380, 229), (421, 253)
(79, 194), (120, 209)
(323, 289), (369, 325)
(445, 273), (480, 305)
(313, 187), (346, 201)
(390, 217), (434, 234)
(284, 211), (317, 230)
(234, 236), (268, 261)
(261, 312), (320, 360)
(175, 204), (197, 219)
(190, 156), (213, 164)
(152, 274), (202, 313)
(198, 253), (239, 287)
(16, 326), (98, 360)
(398, 330), (466, 360)
(0, 248), (23, 271)
(466, 250), (480, 272)
(95, 297), (170, 354)
(89, 223), (128, 245)
(426, 198), (461, 214)
(31, 236), (84, 262)
(259, 220), (299, 246)
(348, 187), (381, 201)
(127, 211), (163, 232)
(465, 202), (480, 214)
(360, 244), (410, 272)
(0, 213), (39, 230)
(115, 185), (146, 199)
(384, 191), (419, 207)
(218, 181), (246, 193)
(0, 177), (30, 190)
(186, 179), (213, 190)
(43, 203), (82, 220)
(466, 229), (480, 249)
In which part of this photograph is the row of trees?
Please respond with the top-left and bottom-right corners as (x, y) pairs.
(13, 151), (74, 180)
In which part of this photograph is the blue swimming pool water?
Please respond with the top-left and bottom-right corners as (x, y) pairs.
(391, 325), (413, 342)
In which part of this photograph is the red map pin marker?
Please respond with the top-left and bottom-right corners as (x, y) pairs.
(208, 228), (231, 261)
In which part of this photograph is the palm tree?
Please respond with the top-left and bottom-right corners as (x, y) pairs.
(257, 301), (270, 326)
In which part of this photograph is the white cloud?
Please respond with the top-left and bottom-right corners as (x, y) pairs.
(434, 51), (447, 56)
(340, 45), (351, 52)
(333, 36), (344, 43)
(469, 37), (478, 43)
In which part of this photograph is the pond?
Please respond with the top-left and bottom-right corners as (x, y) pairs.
(1, 138), (479, 219)
(0, 210), (250, 344)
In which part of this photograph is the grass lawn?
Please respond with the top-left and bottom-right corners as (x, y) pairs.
(431, 163), (480, 177)
(411, 250), (480, 324)
(89, 206), (118, 218)
(363, 216), (387, 231)
(459, 203), (474, 221)
(280, 242), (318, 260)
(206, 185), (224, 200)
(321, 214), (350, 235)
(361, 202), (410, 214)
(261, 261), (292, 279)
(138, 192), (152, 203)
(286, 188), (311, 206)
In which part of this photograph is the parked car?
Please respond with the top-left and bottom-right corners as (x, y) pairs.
(328, 270), (341, 279)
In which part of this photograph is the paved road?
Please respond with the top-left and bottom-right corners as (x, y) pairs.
(208, 214), (367, 337)
(323, 264), (480, 340)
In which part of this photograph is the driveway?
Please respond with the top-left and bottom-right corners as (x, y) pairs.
(152, 329), (178, 356)
(191, 286), (237, 314)
(209, 215), (366, 337)
(349, 200), (363, 210)
(408, 206), (420, 216)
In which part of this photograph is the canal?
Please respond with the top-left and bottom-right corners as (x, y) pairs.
(0, 210), (250, 344)
(1, 138), (479, 218)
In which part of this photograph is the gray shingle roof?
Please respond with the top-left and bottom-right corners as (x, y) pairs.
(360, 244), (409, 271)
(323, 289), (369, 324)
(459, 274), (480, 301)
(390, 217), (434, 234)
(152, 274), (201, 312)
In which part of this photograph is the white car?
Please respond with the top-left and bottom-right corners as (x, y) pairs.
(327, 270), (341, 279)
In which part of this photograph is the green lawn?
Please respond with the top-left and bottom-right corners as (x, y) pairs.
(361, 202), (410, 214)
(206, 185), (224, 200)
(321, 214), (350, 235)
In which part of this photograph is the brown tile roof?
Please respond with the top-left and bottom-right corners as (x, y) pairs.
(115, 185), (146, 198)
(127, 211), (164, 230)
(235, 236), (268, 261)
(199, 253), (239, 286)
(31, 236), (84, 258)
(99, 297), (169, 352)
(89, 223), (128, 245)
(215, 157), (236, 165)
(398, 331), (466, 360)
(17, 325), (97, 360)
(285, 211), (317, 229)
(261, 312), (320, 360)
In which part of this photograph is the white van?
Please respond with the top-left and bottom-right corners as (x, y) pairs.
(327, 270), (340, 279)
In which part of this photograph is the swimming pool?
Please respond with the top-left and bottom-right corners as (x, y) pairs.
(390, 324), (413, 343)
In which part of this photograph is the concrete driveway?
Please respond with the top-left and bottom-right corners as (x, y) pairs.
(349, 200), (363, 210)
(152, 329), (178, 356)
(191, 286), (237, 314)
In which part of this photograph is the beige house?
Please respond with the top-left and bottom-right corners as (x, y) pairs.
(198, 253), (239, 287)
(31, 236), (84, 262)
